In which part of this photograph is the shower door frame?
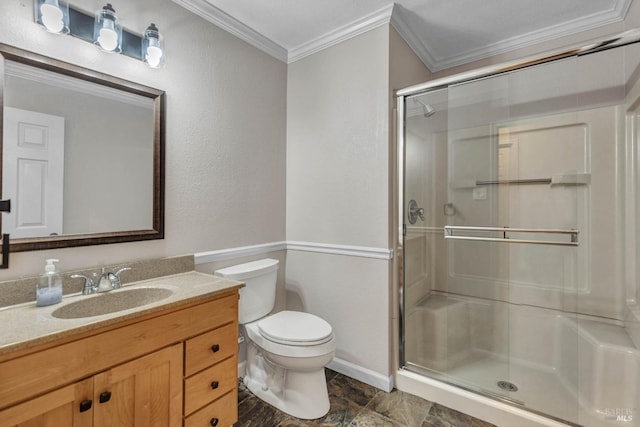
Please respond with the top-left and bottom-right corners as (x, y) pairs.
(395, 27), (640, 420)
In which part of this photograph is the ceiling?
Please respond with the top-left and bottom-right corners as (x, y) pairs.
(172, 0), (633, 72)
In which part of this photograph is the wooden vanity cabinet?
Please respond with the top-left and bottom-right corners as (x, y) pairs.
(0, 378), (94, 426)
(93, 344), (183, 427)
(1, 345), (182, 427)
(0, 290), (239, 427)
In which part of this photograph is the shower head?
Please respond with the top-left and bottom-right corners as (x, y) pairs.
(422, 103), (436, 118)
(413, 99), (436, 118)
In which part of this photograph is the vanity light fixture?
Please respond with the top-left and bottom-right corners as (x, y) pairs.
(94, 3), (122, 53)
(142, 23), (164, 68)
(35, 0), (70, 34)
(33, 0), (165, 68)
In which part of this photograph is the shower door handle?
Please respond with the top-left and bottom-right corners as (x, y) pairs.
(444, 225), (579, 246)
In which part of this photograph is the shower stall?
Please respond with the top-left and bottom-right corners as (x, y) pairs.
(397, 30), (640, 427)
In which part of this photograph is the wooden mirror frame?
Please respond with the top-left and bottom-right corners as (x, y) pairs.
(0, 43), (165, 252)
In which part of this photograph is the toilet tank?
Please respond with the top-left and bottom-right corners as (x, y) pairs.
(214, 258), (279, 324)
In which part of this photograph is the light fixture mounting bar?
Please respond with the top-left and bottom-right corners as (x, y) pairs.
(66, 4), (143, 61)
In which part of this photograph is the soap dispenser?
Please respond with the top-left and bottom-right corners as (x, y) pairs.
(37, 259), (63, 306)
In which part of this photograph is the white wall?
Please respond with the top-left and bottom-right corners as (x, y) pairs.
(0, 0), (286, 279)
(286, 25), (430, 388)
(286, 25), (391, 383)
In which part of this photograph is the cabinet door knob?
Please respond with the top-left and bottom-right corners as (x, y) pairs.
(210, 380), (219, 389)
(79, 399), (92, 412)
(99, 391), (112, 403)
(210, 418), (219, 426)
(211, 344), (220, 353)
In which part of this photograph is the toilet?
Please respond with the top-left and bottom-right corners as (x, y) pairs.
(214, 258), (336, 419)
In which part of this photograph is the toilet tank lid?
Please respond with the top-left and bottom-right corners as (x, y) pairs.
(214, 258), (279, 280)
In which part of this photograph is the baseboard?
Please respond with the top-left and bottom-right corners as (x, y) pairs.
(327, 357), (394, 392)
(238, 355), (393, 392)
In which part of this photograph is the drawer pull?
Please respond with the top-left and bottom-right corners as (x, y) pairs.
(210, 380), (219, 389)
(211, 344), (220, 353)
(99, 391), (111, 403)
(79, 399), (92, 412)
(210, 418), (219, 426)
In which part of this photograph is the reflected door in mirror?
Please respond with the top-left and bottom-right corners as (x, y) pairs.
(2, 107), (64, 238)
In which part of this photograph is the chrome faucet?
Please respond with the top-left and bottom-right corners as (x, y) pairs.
(71, 267), (132, 295)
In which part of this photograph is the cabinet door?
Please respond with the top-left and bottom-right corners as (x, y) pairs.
(93, 344), (182, 427)
(0, 378), (93, 426)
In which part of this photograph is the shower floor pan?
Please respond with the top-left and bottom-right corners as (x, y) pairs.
(405, 294), (640, 426)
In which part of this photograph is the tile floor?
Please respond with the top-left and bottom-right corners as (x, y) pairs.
(236, 369), (497, 427)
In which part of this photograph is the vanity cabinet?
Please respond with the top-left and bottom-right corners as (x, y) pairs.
(1, 345), (181, 427)
(93, 344), (182, 427)
(0, 290), (239, 427)
(0, 378), (93, 426)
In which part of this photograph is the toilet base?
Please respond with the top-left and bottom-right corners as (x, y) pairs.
(244, 344), (331, 419)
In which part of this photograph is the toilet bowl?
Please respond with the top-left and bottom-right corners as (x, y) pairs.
(214, 259), (336, 419)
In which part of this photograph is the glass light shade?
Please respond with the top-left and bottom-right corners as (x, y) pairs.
(35, 0), (69, 34)
(94, 3), (122, 53)
(142, 23), (165, 68)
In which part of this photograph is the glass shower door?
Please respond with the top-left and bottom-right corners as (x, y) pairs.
(444, 72), (514, 402)
(402, 56), (584, 422)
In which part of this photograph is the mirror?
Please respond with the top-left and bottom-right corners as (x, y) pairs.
(0, 44), (164, 252)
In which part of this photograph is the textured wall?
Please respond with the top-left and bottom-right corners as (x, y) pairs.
(286, 25), (430, 382)
(286, 26), (391, 377)
(0, 0), (286, 280)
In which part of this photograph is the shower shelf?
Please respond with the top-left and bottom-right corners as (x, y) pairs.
(444, 225), (579, 246)
(450, 173), (590, 189)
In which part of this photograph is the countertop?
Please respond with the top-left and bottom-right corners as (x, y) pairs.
(0, 271), (243, 356)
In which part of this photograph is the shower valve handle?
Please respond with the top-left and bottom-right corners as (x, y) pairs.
(408, 199), (425, 224)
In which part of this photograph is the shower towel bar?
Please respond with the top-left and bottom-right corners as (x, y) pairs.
(444, 225), (579, 246)
(476, 178), (551, 185)
(449, 174), (590, 189)
(477, 173), (590, 186)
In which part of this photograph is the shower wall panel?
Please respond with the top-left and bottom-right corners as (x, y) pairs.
(412, 106), (625, 320)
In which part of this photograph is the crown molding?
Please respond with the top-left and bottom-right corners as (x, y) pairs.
(171, 0), (288, 62)
(395, 0), (633, 72)
(287, 4), (394, 63)
(172, 0), (631, 71)
(433, 0), (632, 71)
(390, 8), (438, 72)
(173, 0), (392, 64)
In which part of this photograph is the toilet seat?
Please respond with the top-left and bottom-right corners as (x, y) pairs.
(258, 311), (333, 346)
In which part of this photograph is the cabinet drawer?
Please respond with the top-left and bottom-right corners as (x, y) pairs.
(185, 322), (237, 376)
(184, 389), (237, 427)
(184, 356), (237, 415)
